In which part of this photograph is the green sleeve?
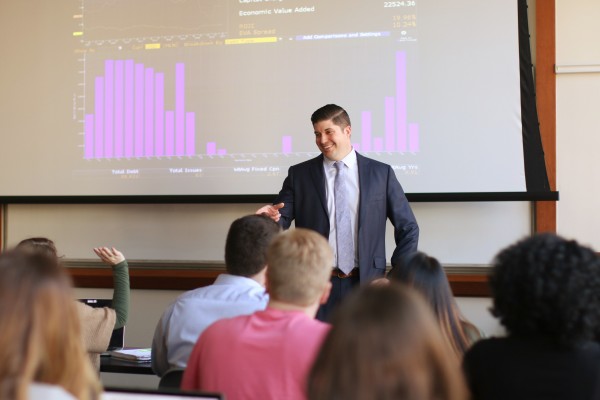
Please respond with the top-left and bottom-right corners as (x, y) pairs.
(111, 260), (130, 330)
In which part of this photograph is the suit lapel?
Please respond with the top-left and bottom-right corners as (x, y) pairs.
(309, 154), (328, 216)
(357, 152), (370, 232)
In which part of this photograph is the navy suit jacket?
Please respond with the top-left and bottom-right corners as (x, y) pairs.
(274, 152), (419, 283)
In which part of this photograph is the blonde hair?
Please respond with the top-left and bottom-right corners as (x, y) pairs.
(266, 228), (333, 306)
(308, 284), (468, 400)
(0, 251), (101, 400)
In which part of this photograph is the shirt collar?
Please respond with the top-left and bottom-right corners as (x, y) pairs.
(323, 148), (357, 170)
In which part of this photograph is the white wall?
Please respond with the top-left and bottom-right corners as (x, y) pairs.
(555, 0), (600, 251)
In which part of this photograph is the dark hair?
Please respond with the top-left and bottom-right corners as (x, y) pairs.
(307, 285), (467, 400)
(15, 237), (60, 259)
(225, 214), (281, 277)
(388, 251), (480, 357)
(310, 104), (351, 128)
(490, 233), (600, 346)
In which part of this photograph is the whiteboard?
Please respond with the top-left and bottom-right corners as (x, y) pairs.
(4, 202), (531, 265)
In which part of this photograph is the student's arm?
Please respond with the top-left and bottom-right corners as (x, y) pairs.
(94, 247), (130, 329)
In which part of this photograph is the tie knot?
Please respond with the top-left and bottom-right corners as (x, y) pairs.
(334, 161), (344, 172)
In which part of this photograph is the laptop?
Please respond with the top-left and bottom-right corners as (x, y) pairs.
(102, 387), (224, 400)
(79, 298), (125, 351)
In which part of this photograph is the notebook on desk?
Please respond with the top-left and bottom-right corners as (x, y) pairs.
(79, 298), (125, 351)
(102, 387), (224, 400)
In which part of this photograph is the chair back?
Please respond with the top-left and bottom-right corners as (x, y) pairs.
(158, 368), (185, 390)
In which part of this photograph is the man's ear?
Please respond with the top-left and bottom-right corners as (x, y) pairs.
(344, 125), (352, 138)
(319, 281), (332, 305)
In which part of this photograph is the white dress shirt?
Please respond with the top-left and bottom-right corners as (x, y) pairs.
(323, 148), (359, 269)
(151, 274), (268, 376)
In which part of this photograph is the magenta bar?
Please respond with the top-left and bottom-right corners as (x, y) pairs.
(94, 76), (104, 158)
(114, 60), (124, 158)
(361, 111), (372, 152)
(175, 63), (185, 156)
(134, 63), (144, 157)
(185, 112), (195, 156)
(374, 138), (383, 152)
(104, 60), (114, 158)
(217, 149), (227, 155)
(408, 123), (419, 153)
(144, 68), (154, 157)
(396, 51), (407, 152)
(385, 96), (395, 152)
(124, 60), (134, 157)
(84, 114), (94, 159)
(282, 136), (292, 154)
(206, 142), (217, 155)
(165, 111), (174, 156)
(155, 73), (164, 157)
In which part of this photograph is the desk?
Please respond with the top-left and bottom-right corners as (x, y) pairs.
(100, 355), (154, 375)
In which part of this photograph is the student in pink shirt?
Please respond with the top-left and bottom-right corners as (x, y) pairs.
(181, 228), (333, 400)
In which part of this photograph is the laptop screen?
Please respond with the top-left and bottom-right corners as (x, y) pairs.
(102, 388), (224, 400)
(79, 299), (125, 350)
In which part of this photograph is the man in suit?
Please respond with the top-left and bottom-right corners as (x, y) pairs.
(258, 104), (419, 320)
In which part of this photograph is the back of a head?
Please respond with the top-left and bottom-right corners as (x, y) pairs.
(15, 237), (60, 259)
(266, 228), (333, 306)
(310, 104), (351, 128)
(225, 214), (281, 277)
(0, 251), (100, 400)
(307, 284), (467, 400)
(490, 233), (600, 346)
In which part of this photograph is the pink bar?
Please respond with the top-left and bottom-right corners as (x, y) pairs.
(206, 142), (217, 155)
(144, 68), (154, 157)
(85, 114), (94, 159)
(385, 96), (395, 152)
(374, 138), (383, 152)
(185, 112), (195, 156)
(134, 63), (144, 157)
(124, 60), (134, 157)
(115, 60), (124, 158)
(104, 60), (114, 158)
(353, 143), (360, 151)
(282, 136), (292, 154)
(155, 73), (164, 157)
(408, 123), (419, 153)
(396, 51), (407, 152)
(361, 111), (372, 152)
(94, 77), (104, 158)
(217, 149), (227, 155)
(175, 63), (185, 156)
(165, 111), (174, 156)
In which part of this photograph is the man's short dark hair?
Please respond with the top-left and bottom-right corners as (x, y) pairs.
(311, 104), (351, 129)
(225, 214), (281, 277)
(490, 233), (600, 346)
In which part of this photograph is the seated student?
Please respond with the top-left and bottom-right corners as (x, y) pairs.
(463, 233), (600, 400)
(307, 284), (468, 400)
(181, 228), (333, 400)
(152, 214), (281, 376)
(0, 250), (101, 400)
(16, 237), (130, 370)
(388, 251), (483, 358)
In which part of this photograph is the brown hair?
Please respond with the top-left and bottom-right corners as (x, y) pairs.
(310, 104), (351, 129)
(307, 284), (468, 400)
(266, 228), (333, 306)
(16, 237), (60, 259)
(225, 214), (282, 277)
(0, 251), (101, 400)
(388, 252), (481, 357)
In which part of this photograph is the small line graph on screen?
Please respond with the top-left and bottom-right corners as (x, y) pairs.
(78, 0), (230, 44)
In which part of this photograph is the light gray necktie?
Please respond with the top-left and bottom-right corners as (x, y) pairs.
(334, 161), (355, 274)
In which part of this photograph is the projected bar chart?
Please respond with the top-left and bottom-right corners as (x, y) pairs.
(84, 61), (196, 159)
(353, 51), (420, 153)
